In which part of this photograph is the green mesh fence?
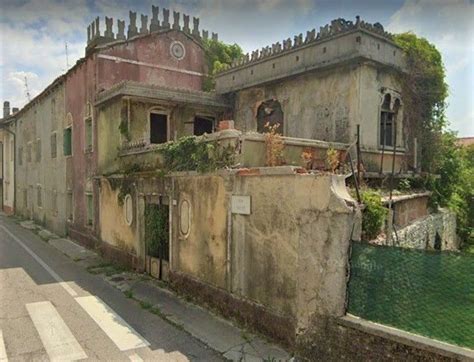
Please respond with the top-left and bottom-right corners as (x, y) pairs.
(347, 242), (474, 349)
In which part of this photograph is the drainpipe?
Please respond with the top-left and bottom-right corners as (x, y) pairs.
(1, 123), (16, 213)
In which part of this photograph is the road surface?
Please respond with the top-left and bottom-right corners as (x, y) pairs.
(0, 214), (222, 361)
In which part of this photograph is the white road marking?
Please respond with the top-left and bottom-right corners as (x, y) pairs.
(0, 225), (77, 297)
(129, 352), (144, 362)
(75, 296), (150, 351)
(26, 301), (87, 361)
(0, 330), (8, 362)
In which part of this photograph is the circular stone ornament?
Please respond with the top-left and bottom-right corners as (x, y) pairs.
(170, 41), (186, 60)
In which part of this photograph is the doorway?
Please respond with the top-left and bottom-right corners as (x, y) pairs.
(144, 202), (169, 280)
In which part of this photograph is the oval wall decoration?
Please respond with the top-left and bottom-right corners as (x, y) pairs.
(180, 199), (191, 236)
(124, 194), (133, 226)
(170, 41), (186, 60)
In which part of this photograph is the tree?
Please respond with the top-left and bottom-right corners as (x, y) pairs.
(394, 33), (473, 249)
(394, 33), (448, 172)
(202, 39), (243, 91)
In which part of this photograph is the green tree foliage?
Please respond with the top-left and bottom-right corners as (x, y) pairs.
(394, 33), (473, 249)
(394, 33), (448, 172)
(202, 39), (243, 91)
(360, 190), (388, 241)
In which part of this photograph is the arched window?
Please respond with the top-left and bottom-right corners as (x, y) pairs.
(256, 99), (284, 133)
(380, 94), (393, 147)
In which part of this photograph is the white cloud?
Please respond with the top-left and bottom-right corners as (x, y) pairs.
(388, 0), (474, 136)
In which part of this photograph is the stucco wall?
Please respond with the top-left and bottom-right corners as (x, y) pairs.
(232, 62), (405, 158)
(172, 175), (229, 289)
(99, 178), (138, 254)
(14, 82), (68, 235)
(97, 30), (206, 92)
(1, 129), (14, 214)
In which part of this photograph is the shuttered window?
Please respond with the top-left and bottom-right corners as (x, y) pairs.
(63, 127), (72, 156)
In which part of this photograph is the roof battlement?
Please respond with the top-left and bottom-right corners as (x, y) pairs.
(86, 5), (218, 53)
(217, 16), (394, 74)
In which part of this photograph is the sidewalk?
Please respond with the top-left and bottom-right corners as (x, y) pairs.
(17, 219), (291, 361)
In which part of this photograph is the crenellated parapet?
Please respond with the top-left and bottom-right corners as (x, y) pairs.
(217, 16), (394, 74)
(86, 5), (218, 54)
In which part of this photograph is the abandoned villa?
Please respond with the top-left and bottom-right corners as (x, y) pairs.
(0, 5), (470, 360)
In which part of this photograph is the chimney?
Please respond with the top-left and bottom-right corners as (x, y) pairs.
(3, 101), (10, 118)
(12, 107), (19, 114)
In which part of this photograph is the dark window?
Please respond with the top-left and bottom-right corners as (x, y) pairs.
(51, 133), (57, 158)
(380, 94), (394, 147)
(85, 118), (93, 152)
(193, 116), (214, 136)
(150, 113), (168, 144)
(64, 127), (72, 156)
(35, 139), (41, 162)
(257, 99), (284, 133)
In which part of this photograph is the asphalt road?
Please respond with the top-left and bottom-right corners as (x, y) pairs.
(0, 214), (223, 361)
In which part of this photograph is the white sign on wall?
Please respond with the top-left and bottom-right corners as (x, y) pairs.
(231, 195), (251, 215)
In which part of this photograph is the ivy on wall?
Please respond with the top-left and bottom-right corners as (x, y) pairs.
(160, 136), (235, 173)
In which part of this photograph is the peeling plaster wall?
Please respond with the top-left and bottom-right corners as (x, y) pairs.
(14, 83), (68, 235)
(232, 62), (406, 166)
(172, 175), (229, 289)
(99, 178), (138, 254)
(231, 174), (358, 328)
(97, 30), (206, 91)
(233, 65), (358, 143)
(0, 129), (14, 214)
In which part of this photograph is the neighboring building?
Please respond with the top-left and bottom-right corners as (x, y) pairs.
(216, 17), (408, 173)
(0, 102), (16, 215)
(457, 136), (474, 147)
(12, 78), (68, 235)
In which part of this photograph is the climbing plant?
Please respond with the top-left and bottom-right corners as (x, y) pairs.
(264, 122), (285, 166)
(145, 204), (169, 258)
(160, 136), (235, 172)
(202, 38), (243, 91)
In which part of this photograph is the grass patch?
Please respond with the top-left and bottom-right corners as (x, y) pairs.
(139, 300), (153, 310)
(124, 290), (134, 299)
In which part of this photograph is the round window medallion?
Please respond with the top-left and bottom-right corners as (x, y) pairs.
(124, 194), (133, 226)
(170, 41), (186, 60)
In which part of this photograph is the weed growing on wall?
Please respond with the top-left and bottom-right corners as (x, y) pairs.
(360, 190), (387, 241)
(326, 148), (339, 173)
(264, 122), (284, 167)
(160, 136), (235, 173)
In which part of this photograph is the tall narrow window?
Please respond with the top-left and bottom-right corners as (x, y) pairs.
(150, 113), (168, 144)
(86, 193), (94, 226)
(85, 117), (93, 152)
(23, 189), (28, 208)
(27, 142), (32, 162)
(51, 132), (57, 158)
(18, 147), (23, 165)
(52, 190), (58, 214)
(35, 139), (41, 162)
(66, 191), (73, 221)
(380, 94), (394, 147)
(64, 127), (72, 156)
(194, 116), (214, 136)
(37, 185), (42, 208)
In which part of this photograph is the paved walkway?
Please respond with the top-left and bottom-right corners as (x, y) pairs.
(15, 217), (291, 361)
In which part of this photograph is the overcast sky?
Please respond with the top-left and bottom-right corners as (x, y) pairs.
(1, 0), (473, 136)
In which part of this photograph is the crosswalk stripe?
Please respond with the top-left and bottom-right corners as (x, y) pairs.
(129, 352), (144, 362)
(75, 296), (150, 351)
(26, 301), (87, 361)
(0, 330), (8, 362)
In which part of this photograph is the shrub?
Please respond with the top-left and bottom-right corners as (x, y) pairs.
(361, 190), (387, 241)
